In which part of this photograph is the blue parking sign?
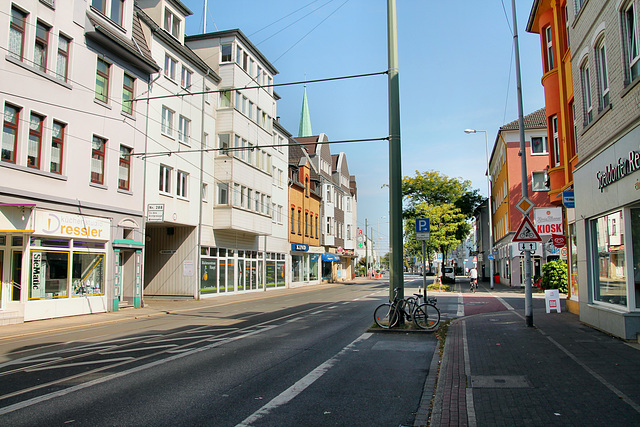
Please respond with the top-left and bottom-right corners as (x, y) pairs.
(416, 218), (430, 233)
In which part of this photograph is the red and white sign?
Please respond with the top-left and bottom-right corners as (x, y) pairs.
(534, 207), (563, 235)
(552, 234), (567, 248)
(512, 215), (542, 242)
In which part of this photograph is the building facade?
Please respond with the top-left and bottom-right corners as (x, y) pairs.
(527, 0), (579, 313)
(569, 0), (640, 339)
(1, 0), (159, 322)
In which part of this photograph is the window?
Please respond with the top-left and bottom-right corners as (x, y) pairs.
(531, 136), (548, 154)
(248, 101), (253, 120)
(92, 0), (106, 13)
(221, 44), (232, 62)
(220, 91), (231, 108)
(218, 134), (230, 155)
(297, 210), (301, 234)
(110, 0), (124, 26)
(164, 55), (177, 80)
(580, 60), (592, 125)
(50, 121), (64, 173)
(178, 116), (190, 144)
(575, 0), (585, 14)
(218, 183), (228, 204)
(9, 7), (27, 61)
(570, 101), (578, 155)
(95, 58), (110, 103)
(291, 207), (295, 233)
(623, 1), (640, 83)
(177, 171), (188, 197)
(2, 105), (20, 163)
(544, 26), (554, 72)
(122, 74), (135, 115)
(552, 115), (560, 167)
(161, 106), (174, 136)
(34, 21), (50, 72)
(532, 171), (549, 191)
(164, 8), (181, 38)
(91, 136), (106, 184)
(119, 145), (131, 190)
(28, 113), (44, 169)
(305, 212), (309, 236)
(595, 38), (610, 110)
(591, 211), (627, 306)
(159, 164), (171, 193)
(56, 35), (70, 82)
(202, 183), (208, 202)
(181, 67), (192, 89)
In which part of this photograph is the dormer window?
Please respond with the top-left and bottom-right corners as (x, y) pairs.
(164, 8), (181, 39)
(92, 0), (124, 27)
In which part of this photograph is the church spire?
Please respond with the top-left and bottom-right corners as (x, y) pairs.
(298, 85), (312, 137)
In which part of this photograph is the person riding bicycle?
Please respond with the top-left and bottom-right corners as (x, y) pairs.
(469, 266), (478, 292)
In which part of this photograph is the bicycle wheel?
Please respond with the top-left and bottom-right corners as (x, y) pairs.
(374, 303), (399, 329)
(413, 303), (440, 330)
(404, 297), (418, 320)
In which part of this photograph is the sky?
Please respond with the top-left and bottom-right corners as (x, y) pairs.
(181, 0), (545, 254)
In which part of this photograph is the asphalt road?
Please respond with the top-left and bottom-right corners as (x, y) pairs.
(0, 278), (446, 426)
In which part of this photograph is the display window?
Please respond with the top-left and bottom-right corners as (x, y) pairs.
(590, 211), (627, 306)
(29, 237), (105, 300)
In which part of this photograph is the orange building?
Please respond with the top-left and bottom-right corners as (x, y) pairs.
(527, 0), (578, 313)
(288, 140), (322, 284)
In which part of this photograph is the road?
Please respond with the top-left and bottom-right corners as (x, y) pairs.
(0, 276), (457, 426)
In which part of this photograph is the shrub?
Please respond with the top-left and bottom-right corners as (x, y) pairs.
(541, 260), (568, 293)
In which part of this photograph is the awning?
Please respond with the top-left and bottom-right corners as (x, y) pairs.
(321, 253), (340, 262)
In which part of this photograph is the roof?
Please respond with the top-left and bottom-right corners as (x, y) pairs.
(499, 108), (547, 131)
(298, 86), (312, 137)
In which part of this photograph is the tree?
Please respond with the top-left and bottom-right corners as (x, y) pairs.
(403, 170), (482, 261)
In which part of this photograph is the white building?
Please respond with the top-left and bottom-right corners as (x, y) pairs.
(135, 0), (220, 298)
(0, 0), (159, 322)
(186, 29), (289, 295)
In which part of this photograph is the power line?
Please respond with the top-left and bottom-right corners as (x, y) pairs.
(133, 70), (388, 101)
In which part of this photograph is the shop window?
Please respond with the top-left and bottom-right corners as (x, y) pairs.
(30, 251), (69, 299)
(591, 211), (627, 306)
(631, 208), (640, 308)
(72, 253), (104, 296)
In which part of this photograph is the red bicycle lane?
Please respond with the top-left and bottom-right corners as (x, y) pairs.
(463, 293), (510, 316)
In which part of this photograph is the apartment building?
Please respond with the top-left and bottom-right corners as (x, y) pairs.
(0, 0), (159, 322)
(185, 29), (290, 295)
(527, 0), (579, 313)
(490, 109), (555, 287)
(288, 139), (322, 286)
(135, 0), (220, 298)
(569, 0), (640, 339)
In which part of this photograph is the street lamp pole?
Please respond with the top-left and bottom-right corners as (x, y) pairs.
(465, 129), (495, 290)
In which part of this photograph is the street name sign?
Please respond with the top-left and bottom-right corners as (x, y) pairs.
(512, 216), (542, 242)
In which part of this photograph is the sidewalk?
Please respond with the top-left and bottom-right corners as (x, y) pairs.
(428, 280), (640, 426)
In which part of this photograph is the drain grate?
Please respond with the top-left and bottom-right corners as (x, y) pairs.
(470, 375), (531, 388)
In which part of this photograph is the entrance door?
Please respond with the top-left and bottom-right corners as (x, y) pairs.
(12, 251), (22, 301)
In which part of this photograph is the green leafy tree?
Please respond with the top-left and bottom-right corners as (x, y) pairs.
(402, 170), (482, 261)
(542, 260), (568, 293)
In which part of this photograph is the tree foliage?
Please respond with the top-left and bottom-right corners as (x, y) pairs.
(542, 260), (568, 293)
(403, 170), (482, 262)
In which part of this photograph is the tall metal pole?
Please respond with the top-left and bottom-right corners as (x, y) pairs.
(512, 0), (533, 327)
(387, 0), (404, 301)
(365, 218), (369, 278)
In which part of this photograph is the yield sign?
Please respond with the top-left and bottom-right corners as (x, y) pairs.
(513, 215), (542, 242)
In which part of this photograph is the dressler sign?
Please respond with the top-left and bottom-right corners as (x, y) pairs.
(596, 150), (640, 191)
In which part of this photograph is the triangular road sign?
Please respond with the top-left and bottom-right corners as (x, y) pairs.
(513, 215), (542, 242)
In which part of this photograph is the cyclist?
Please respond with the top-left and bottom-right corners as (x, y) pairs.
(469, 266), (478, 292)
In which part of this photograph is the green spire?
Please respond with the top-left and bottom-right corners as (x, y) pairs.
(298, 85), (312, 137)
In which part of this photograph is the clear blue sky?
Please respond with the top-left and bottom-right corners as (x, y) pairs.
(182, 0), (545, 253)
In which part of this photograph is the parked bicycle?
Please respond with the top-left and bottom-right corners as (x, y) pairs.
(374, 289), (440, 330)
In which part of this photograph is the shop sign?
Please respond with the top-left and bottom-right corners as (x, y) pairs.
(35, 210), (110, 240)
(552, 234), (567, 248)
(533, 207), (563, 235)
(291, 243), (309, 252)
(596, 150), (640, 192)
(31, 252), (43, 298)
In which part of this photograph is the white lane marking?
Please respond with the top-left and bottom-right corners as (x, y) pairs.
(235, 333), (372, 427)
(457, 293), (464, 317)
(99, 344), (177, 355)
(310, 310), (325, 315)
(144, 335), (213, 344)
(25, 358), (134, 372)
(327, 306), (338, 309)
(0, 326), (278, 416)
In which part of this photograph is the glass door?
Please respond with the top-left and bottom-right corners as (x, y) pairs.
(12, 251), (22, 301)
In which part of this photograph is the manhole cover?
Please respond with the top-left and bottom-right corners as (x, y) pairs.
(470, 375), (531, 388)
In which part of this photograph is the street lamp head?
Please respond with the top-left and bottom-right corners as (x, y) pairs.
(464, 129), (477, 134)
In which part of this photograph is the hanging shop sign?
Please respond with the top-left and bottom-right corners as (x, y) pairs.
(596, 150), (640, 192)
(533, 207), (563, 235)
(552, 234), (567, 248)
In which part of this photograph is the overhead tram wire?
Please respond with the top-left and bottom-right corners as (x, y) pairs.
(132, 70), (388, 102)
(130, 136), (389, 159)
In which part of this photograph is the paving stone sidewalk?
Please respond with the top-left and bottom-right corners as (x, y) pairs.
(429, 297), (640, 426)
